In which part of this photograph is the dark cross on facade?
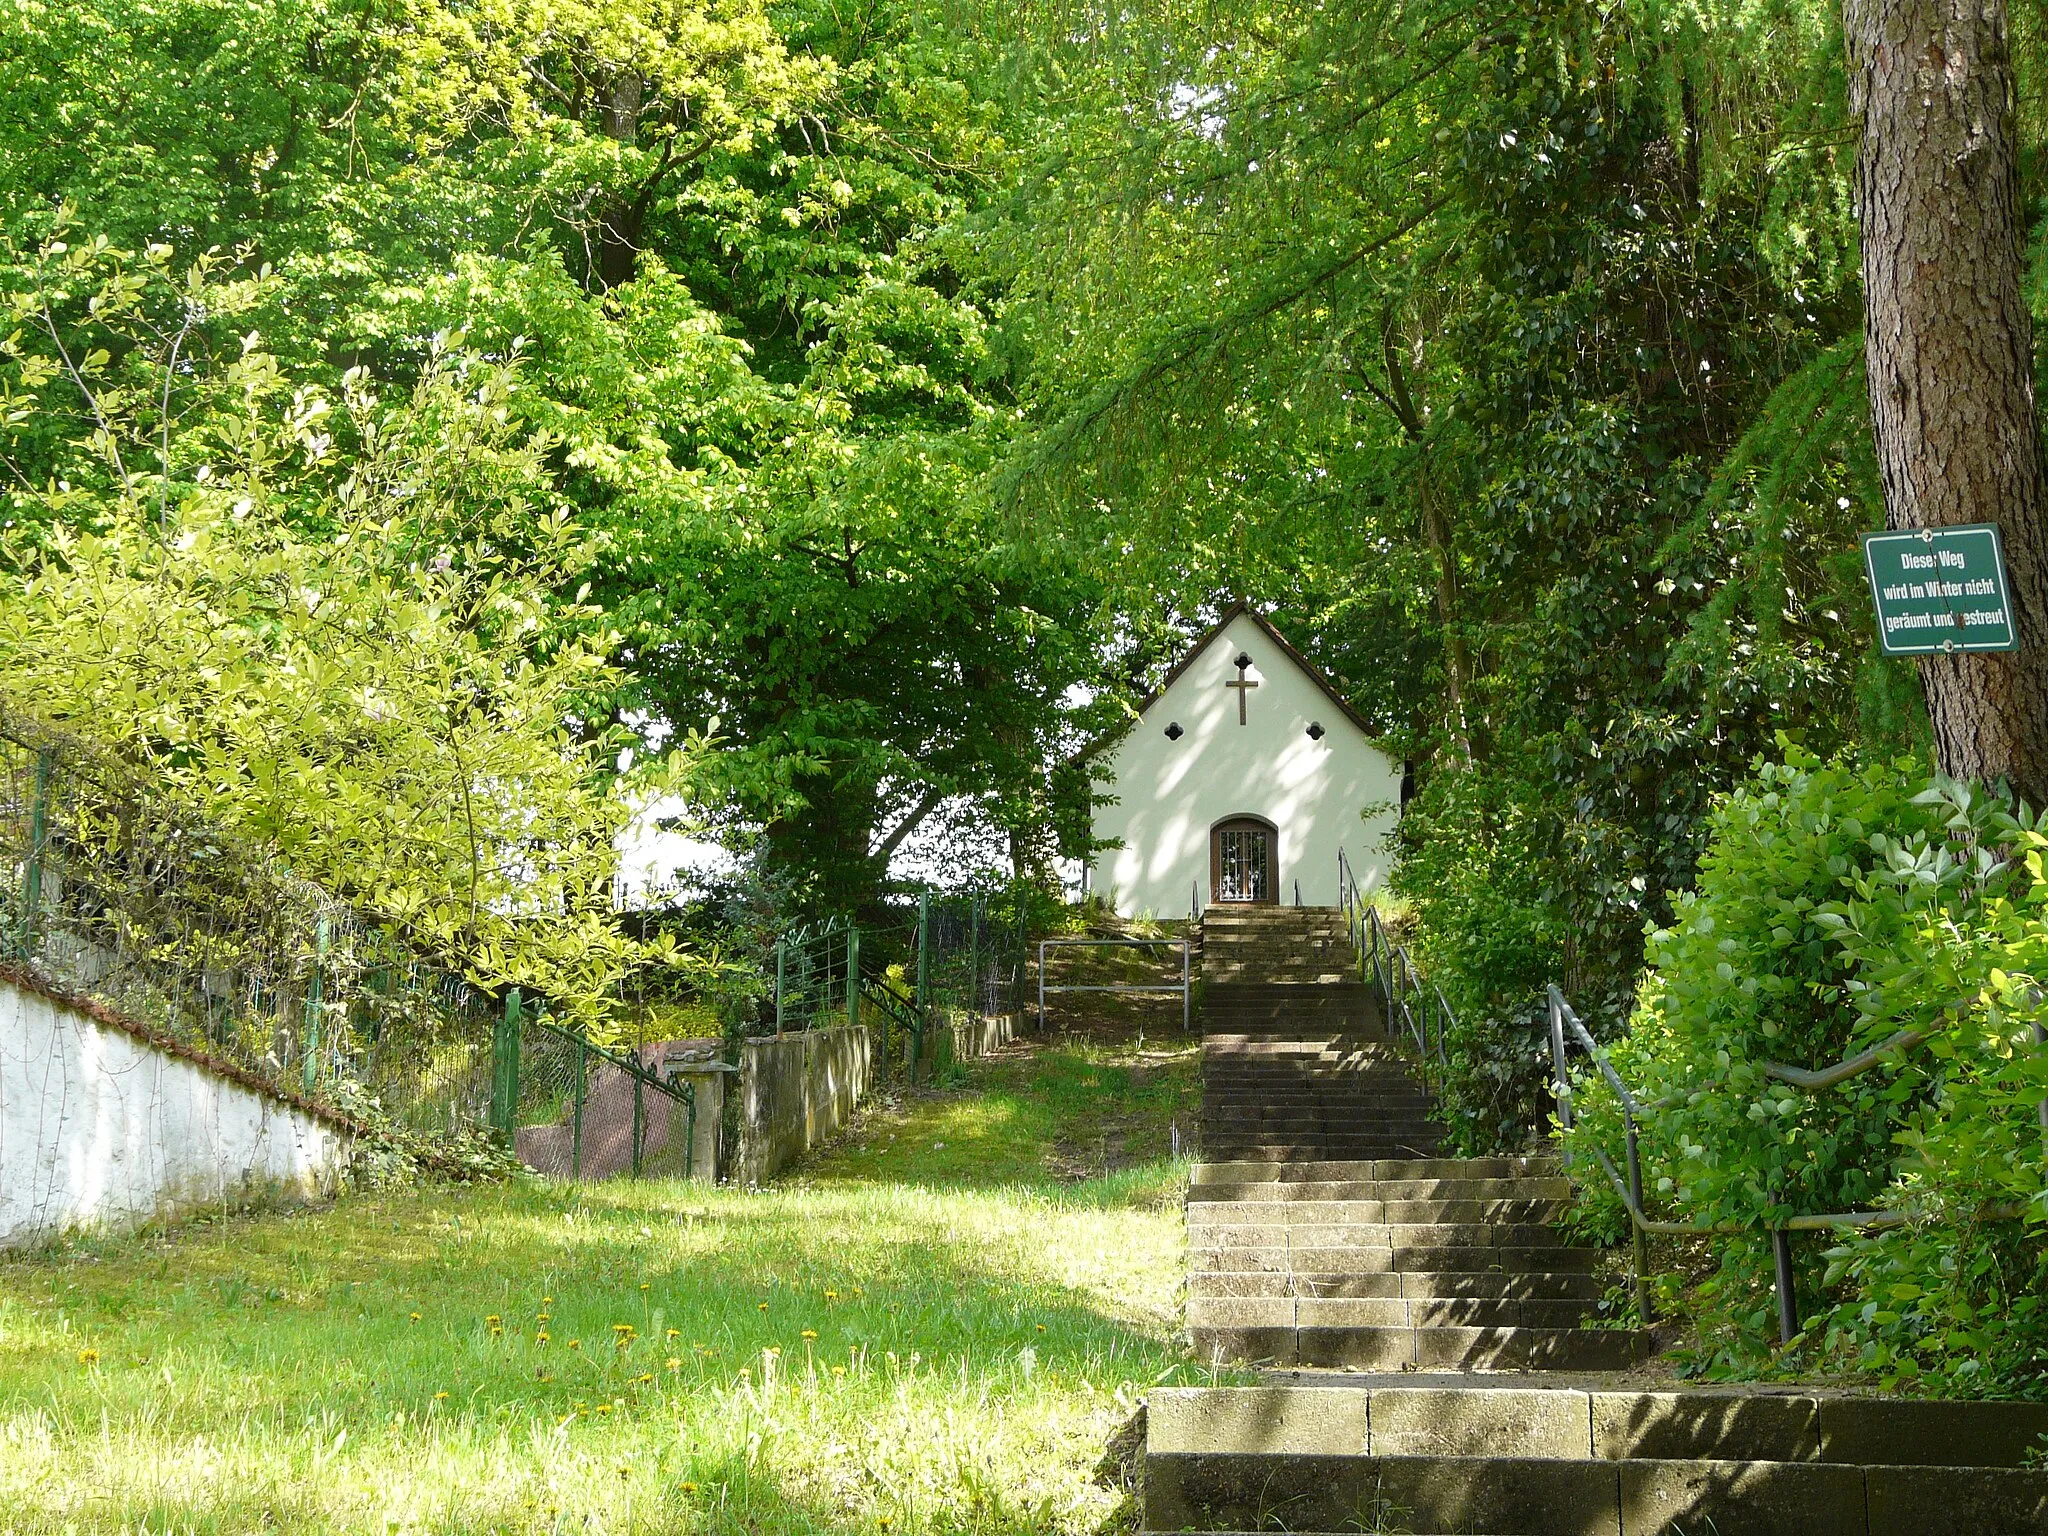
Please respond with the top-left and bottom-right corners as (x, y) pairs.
(1224, 651), (1258, 724)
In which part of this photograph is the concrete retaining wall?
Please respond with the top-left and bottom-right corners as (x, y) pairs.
(0, 974), (354, 1246)
(949, 1011), (1016, 1060)
(736, 1025), (871, 1187)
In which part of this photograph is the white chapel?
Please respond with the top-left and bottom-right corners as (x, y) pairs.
(1086, 603), (1403, 916)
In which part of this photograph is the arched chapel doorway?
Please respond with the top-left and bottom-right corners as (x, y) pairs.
(1210, 816), (1277, 904)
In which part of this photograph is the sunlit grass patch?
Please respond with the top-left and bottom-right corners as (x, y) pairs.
(0, 1043), (1211, 1535)
(807, 1039), (1201, 1189)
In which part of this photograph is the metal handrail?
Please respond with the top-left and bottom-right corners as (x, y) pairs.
(858, 976), (928, 1083)
(1036, 936), (1191, 1034)
(1545, 984), (2029, 1343)
(1326, 846), (2028, 1345)
(1337, 849), (1450, 1095)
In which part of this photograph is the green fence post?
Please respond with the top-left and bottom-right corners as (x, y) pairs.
(491, 988), (522, 1137)
(970, 897), (981, 1019)
(572, 1035), (586, 1179)
(18, 749), (51, 962)
(302, 915), (329, 1093)
(632, 1070), (645, 1178)
(913, 891), (930, 1082)
(847, 925), (860, 1033)
(915, 892), (929, 1014)
(775, 936), (786, 1034)
(683, 1081), (697, 1181)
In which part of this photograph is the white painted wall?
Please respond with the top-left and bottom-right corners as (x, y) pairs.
(0, 979), (353, 1247)
(1089, 613), (1402, 917)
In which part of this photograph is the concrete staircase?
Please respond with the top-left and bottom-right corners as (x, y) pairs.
(1188, 1156), (1641, 1370)
(1191, 906), (1634, 1372)
(1144, 1382), (2048, 1534)
(1160, 905), (2048, 1532)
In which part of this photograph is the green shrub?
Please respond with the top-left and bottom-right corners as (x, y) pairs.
(1393, 753), (1644, 1153)
(1564, 746), (2048, 1394)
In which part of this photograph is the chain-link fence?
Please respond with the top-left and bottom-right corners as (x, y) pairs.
(0, 709), (496, 1134)
(915, 889), (1031, 1026)
(510, 1011), (703, 1180)
(759, 889), (1035, 1083)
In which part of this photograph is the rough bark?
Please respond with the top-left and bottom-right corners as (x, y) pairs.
(1847, 0), (2048, 807)
(1376, 313), (1480, 760)
(597, 74), (645, 292)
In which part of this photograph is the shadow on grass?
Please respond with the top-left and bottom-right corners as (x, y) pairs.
(0, 1169), (1200, 1534)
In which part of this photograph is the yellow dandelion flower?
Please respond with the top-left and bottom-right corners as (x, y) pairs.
(543, 1295), (554, 1304)
(567, 1339), (581, 1350)
(639, 1282), (650, 1291)
(824, 1290), (838, 1301)
(757, 1302), (769, 1312)
(1035, 1324), (1046, 1333)
(617, 1463), (630, 1479)
(665, 1328), (680, 1341)
(536, 1331), (551, 1344)
(635, 1371), (654, 1384)
(613, 1322), (634, 1334)
(595, 1403), (611, 1415)
(831, 1365), (846, 1377)
(486, 1314), (501, 1325)
(801, 1329), (818, 1341)
(489, 1326), (504, 1338)
(434, 1391), (449, 1401)
(666, 1357), (682, 1372)
(408, 1312), (422, 1323)
(76, 1348), (99, 1367)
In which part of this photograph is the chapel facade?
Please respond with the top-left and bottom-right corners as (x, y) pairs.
(1085, 603), (1402, 917)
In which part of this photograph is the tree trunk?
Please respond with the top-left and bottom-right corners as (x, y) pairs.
(597, 75), (645, 291)
(1417, 467), (1480, 761)
(1847, 0), (2048, 807)
(1375, 309), (1481, 761)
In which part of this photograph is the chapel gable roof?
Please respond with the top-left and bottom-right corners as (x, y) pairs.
(1131, 600), (1378, 741)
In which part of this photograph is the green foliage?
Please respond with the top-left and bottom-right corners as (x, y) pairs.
(968, 0), (1918, 1052)
(1564, 748), (2048, 1393)
(0, 0), (1115, 918)
(0, 231), (709, 1020)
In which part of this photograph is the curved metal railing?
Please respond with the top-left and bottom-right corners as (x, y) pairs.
(1337, 849), (1451, 1094)
(1546, 984), (2029, 1340)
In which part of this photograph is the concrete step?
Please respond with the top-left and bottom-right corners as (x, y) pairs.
(1191, 1157), (1558, 1183)
(1148, 1450), (2048, 1534)
(1190, 1295), (1601, 1330)
(1200, 1113), (1438, 1126)
(1188, 1198), (1569, 1224)
(1190, 1221), (1577, 1250)
(1196, 1187), (1572, 1212)
(1143, 1386), (2048, 1534)
(1201, 1122), (1443, 1138)
(1192, 1244), (1603, 1276)
(1191, 1324), (1649, 1372)
(1188, 1269), (1605, 1301)
(1199, 1143), (1447, 1161)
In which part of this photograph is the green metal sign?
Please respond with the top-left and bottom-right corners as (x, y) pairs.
(1861, 523), (2020, 656)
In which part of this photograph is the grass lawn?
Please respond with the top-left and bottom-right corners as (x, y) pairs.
(0, 1033), (1213, 1535)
